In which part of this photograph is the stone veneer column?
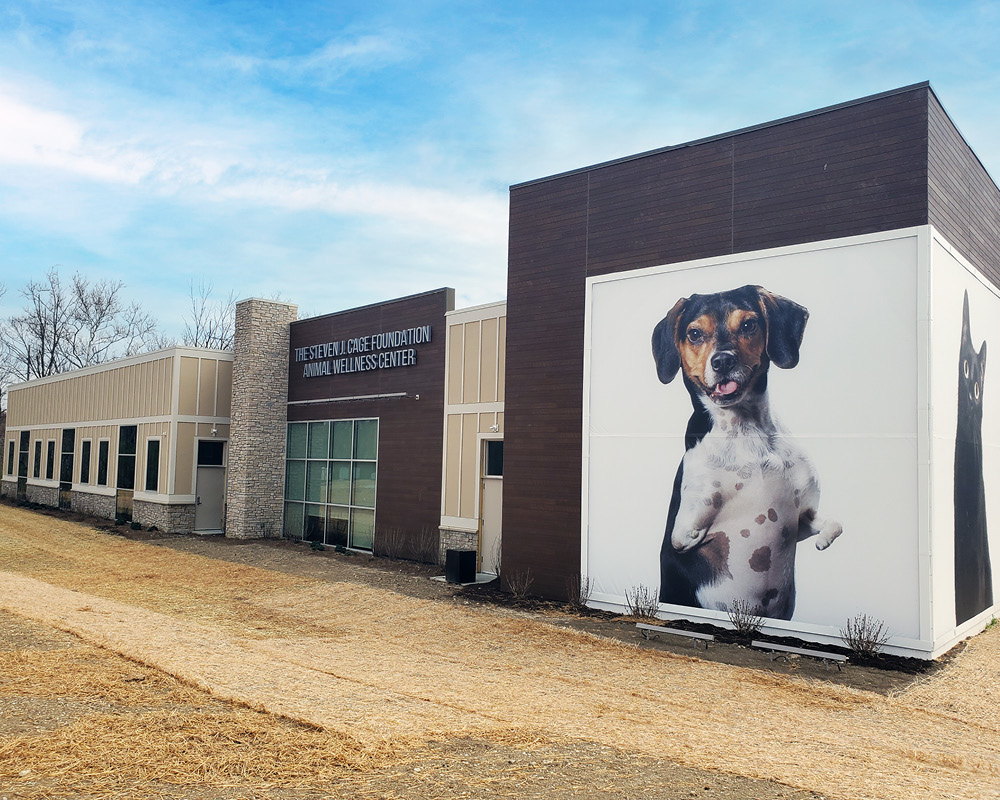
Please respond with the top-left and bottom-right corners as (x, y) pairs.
(227, 298), (298, 538)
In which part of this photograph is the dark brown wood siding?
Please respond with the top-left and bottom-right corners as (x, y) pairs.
(287, 288), (453, 553)
(504, 86), (938, 598)
(927, 93), (1000, 287)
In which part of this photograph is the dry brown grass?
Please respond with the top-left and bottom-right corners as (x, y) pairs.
(2, 504), (1000, 800)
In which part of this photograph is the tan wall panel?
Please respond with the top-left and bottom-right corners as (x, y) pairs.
(496, 412), (504, 433)
(175, 422), (196, 495)
(216, 361), (232, 418)
(444, 414), (462, 517)
(178, 358), (199, 416)
(479, 317), (498, 403)
(142, 361), (153, 418)
(497, 316), (506, 401)
(150, 359), (160, 416)
(447, 324), (464, 406)
(199, 359), (217, 417)
(128, 363), (138, 420)
(462, 322), (480, 404)
(459, 412), (479, 519)
(479, 412), (495, 433)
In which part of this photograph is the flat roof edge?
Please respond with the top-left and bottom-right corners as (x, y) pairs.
(510, 81), (931, 190)
(292, 287), (455, 326)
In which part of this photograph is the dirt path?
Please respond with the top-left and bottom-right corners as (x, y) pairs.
(1, 504), (998, 800)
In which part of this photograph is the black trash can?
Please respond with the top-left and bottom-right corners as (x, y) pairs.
(445, 549), (477, 584)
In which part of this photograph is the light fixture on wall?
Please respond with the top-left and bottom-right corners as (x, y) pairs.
(490, 423), (499, 433)
(211, 425), (217, 437)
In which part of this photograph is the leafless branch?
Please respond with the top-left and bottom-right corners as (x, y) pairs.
(182, 279), (237, 350)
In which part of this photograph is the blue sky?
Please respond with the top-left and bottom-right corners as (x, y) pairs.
(1, 0), (999, 338)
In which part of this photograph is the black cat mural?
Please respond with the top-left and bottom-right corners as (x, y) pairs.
(954, 290), (992, 625)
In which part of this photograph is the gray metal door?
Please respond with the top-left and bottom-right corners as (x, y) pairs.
(195, 466), (225, 532)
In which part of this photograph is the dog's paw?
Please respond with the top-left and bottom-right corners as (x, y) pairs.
(815, 520), (843, 550)
(672, 527), (708, 552)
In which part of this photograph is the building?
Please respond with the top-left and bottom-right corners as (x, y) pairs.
(4, 82), (999, 658)
(502, 81), (1000, 658)
(2, 347), (233, 532)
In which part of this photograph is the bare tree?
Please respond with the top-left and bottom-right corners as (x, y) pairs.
(64, 273), (159, 368)
(1, 268), (163, 386)
(182, 279), (237, 350)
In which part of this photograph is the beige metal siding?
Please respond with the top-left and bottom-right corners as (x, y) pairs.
(198, 359), (217, 416)
(497, 317), (506, 400)
(459, 412), (479, 518)
(479, 317), (498, 403)
(216, 361), (233, 417)
(5, 356), (175, 427)
(444, 414), (462, 516)
(447, 324), (464, 405)
(175, 422), (196, 495)
(462, 322), (480, 404)
(178, 357), (199, 416)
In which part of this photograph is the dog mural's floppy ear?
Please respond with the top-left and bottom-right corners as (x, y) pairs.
(757, 288), (809, 369)
(652, 297), (687, 384)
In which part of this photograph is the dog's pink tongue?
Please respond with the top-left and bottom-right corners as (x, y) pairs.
(716, 381), (739, 396)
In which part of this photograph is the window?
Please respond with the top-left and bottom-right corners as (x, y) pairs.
(6, 440), (13, 476)
(145, 439), (160, 492)
(97, 441), (109, 486)
(485, 440), (504, 477)
(80, 441), (92, 484)
(46, 441), (55, 480)
(18, 431), (29, 479)
(60, 429), (75, 485)
(283, 418), (378, 550)
(197, 440), (225, 466)
(117, 425), (137, 490)
(33, 440), (41, 479)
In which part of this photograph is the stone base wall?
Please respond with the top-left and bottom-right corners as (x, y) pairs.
(134, 500), (196, 534)
(0, 480), (16, 500)
(28, 485), (61, 508)
(71, 491), (116, 521)
(438, 527), (478, 566)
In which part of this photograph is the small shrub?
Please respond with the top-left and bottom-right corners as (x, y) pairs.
(506, 568), (534, 600)
(333, 544), (349, 554)
(407, 525), (440, 564)
(373, 526), (407, 559)
(309, 540), (324, 551)
(130, 521), (142, 530)
(727, 599), (764, 637)
(624, 585), (659, 620)
(147, 525), (158, 532)
(840, 613), (890, 658)
(565, 574), (592, 612)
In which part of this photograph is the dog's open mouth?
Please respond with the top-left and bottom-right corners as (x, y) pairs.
(710, 380), (742, 401)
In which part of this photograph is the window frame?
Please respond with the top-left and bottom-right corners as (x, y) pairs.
(96, 439), (110, 487)
(283, 418), (378, 551)
(80, 439), (93, 485)
(46, 440), (56, 481)
(144, 438), (160, 493)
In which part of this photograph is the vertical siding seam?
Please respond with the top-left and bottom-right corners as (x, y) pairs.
(730, 137), (736, 254)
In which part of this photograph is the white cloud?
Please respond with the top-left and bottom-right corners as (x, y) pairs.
(0, 85), (505, 248)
